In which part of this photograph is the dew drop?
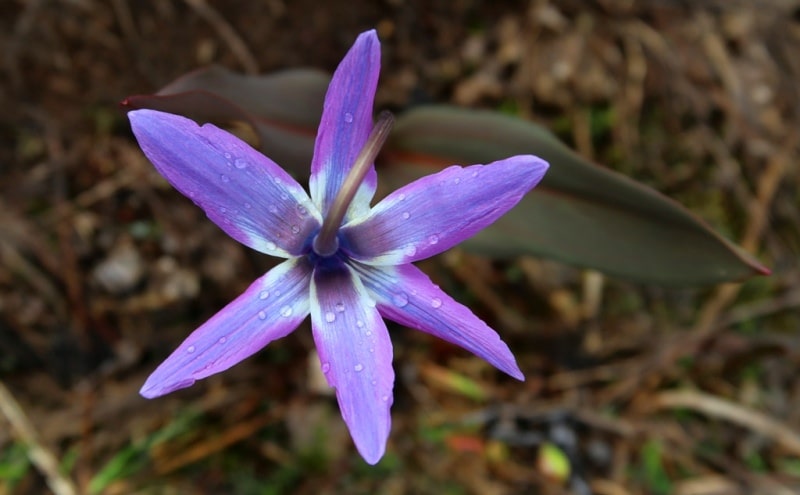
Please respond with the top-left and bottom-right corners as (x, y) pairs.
(371, 379), (377, 385)
(274, 177), (282, 185)
(335, 302), (345, 312)
(398, 193), (406, 201)
(431, 298), (442, 308)
(297, 204), (308, 216)
(356, 320), (365, 328)
(265, 241), (277, 250)
(366, 330), (372, 336)
(187, 345), (195, 354)
(369, 347), (375, 353)
(381, 395), (389, 402)
(268, 205), (278, 213)
(321, 362), (331, 373)
(471, 171), (478, 178)
(344, 112), (354, 123)
(291, 225), (300, 234)
(259, 290), (269, 300)
(224, 152), (232, 160)
(220, 207), (227, 214)
(325, 311), (336, 323)
(220, 174), (230, 183)
(402, 211), (410, 219)
(234, 158), (247, 169)
(280, 192), (289, 200)
(218, 336), (227, 344)
(244, 202), (252, 209)
(258, 310), (267, 320)
(354, 363), (364, 372)
(366, 298), (377, 308)
(280, 305), (293, 317)
(392, 293), (409, 307)
(428, 234), (439, 245)
(404, 244), (417, 257)
(454, 177), (461, 184)
(274, 289), (282, 297)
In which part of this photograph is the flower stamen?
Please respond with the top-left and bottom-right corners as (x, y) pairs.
(313, 110), (394, 257)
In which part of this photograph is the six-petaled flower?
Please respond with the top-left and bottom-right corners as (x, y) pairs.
(129, 29), (548, 464)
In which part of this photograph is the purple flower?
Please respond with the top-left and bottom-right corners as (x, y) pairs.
(129, 29), (547, 464)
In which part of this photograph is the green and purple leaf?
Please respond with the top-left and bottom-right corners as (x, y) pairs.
(123, 68), (769, 286)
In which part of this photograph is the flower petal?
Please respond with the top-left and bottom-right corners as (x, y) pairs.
(309, 30), (380, 222)
(309, 260), (394, 464)
(354, 262), (523, 380)
(140, 257), (312, 398)
(129, 109), (321, 257)
(342, 156), (548, 265)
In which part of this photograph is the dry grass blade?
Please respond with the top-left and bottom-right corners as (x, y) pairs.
(652, 390), (800, 456)
(0, 381), (79, 495)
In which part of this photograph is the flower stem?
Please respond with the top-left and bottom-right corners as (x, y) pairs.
(313, 111), (394, 257)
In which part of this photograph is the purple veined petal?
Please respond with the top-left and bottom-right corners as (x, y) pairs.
(354, 262), (524, 380)
(309, 260), (394, 464)
(129, 109), (321, 257)
(140, 257), (313, 398)
(341, 156), (548, 265)
(309, 30), (380, 222)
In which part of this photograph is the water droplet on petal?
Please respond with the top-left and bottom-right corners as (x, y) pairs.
(344, 112), (354, 123)
(291, 225), (300, 234)
(356, 320), (365, 328)
(280, 305), (293, 317)
(371, 379), (377, 385)
(404, 244), (417, 257)
(258, 310), (267, 320)
(259, 290), (269, 300)
(224, 152), (232, 160)
(220, 207), (227, 214)
(268, 205), (278, 214)
(220, 174), (230, 183)
(381, 395), (390, 402)
(321, 362), (331, 373)
(428, 234), (439, 245)
(234, 158), (247, 169)
(366, 298), (376, 308)
(366, 330), (372, 336)
(244, 202), (252, 209)
(218, 336), (227, 344)
(398, 193), (406, 201)
(402, 211), (410, 219)
(369, 347), (374, 353)
(431, 298), (442, 308)
(325, 311), (336, 323)
(354, 363), (364, 372)
(297, 204), (308, 216)
(335, 302), (345, 313)
(274, 177), (282, 185)
(187, 345), (195, 354)
(392, 293), (409, 307)
(454, 177), (461, 184)
(265, 241), (277, 251)
(280, 192), (289, 200)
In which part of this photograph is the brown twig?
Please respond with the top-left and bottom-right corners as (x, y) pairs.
(0, 381), (79, 495)
(182, 0), (259, 74)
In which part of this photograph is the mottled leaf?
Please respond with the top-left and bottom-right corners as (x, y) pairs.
(122, 65), (328, 174)
(382, 106), (768, 286)
(123, 70), (768, 286)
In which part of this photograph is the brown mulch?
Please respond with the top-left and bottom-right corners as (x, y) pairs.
(1, 1), (799, 494)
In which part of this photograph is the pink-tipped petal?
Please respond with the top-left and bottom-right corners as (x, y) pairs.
(355, 262), (523, 380)
(309, 30), (380, 222)
(309, 261), (394, 464)
(342, 156), (548, 265)
(140, 258), (313, 398)
(129, 109), (321, 257)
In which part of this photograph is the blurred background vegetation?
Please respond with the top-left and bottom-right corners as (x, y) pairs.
(1, 1), (798, 494)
